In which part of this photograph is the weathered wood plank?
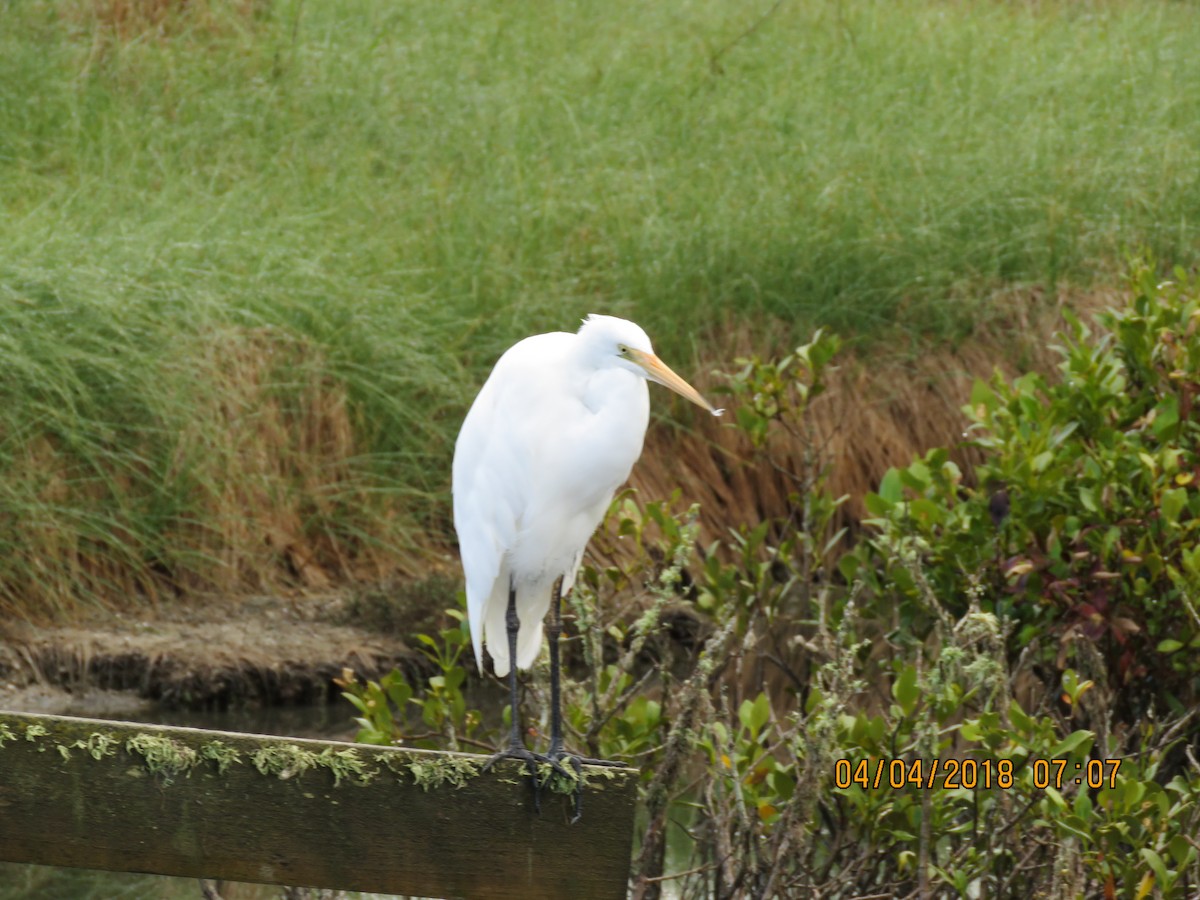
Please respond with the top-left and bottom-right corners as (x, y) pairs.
(0, 711), (638, 899)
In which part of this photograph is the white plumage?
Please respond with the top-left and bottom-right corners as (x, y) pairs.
(452, 314), (720, 677)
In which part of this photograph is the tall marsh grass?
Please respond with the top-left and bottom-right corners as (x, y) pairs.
(1, 0), (1199, 616)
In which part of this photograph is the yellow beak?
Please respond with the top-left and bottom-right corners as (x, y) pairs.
(632, 350), (724, 417)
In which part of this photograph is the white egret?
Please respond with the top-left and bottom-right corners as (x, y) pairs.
(452, 314), (721, 807)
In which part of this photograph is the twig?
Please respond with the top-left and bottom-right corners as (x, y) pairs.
(631, 615), (736, 900)
(996, 841), (1049, 897)
(917, 785), (931, 898)
(582, 665), (659, 746)
(642, 864), (718, 884)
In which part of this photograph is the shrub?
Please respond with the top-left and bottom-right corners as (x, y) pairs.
(861, 258), (1200, 717)
(345, 272), (1200, 897)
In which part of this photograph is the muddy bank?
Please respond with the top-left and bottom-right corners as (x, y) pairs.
(0, 593), (426, 714)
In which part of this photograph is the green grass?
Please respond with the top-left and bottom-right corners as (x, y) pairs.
(2, 0), (1199, 615)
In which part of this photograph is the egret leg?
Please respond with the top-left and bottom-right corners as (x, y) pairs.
(546, 577), (567, 756)
(502, 586), (524, 754)
(545, 579), (631, 824)
(481, 580), (568, 812)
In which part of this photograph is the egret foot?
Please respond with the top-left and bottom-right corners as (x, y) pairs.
(482, 744), (571, 814)
(548, 745), (631, 824)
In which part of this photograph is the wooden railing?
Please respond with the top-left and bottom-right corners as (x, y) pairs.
(0, 710), (638, 899)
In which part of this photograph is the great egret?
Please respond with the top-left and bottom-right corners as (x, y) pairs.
(452, 314), (721, 809)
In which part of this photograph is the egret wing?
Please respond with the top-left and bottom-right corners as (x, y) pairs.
(452, 334), (565, 673)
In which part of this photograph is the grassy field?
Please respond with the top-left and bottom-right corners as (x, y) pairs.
(2, 0), (1199, 616)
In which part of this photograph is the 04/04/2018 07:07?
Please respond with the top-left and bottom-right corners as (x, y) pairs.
(833, 757), (1123, 791)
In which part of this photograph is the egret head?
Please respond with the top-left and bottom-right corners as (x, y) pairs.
(578, 314), (723, 416)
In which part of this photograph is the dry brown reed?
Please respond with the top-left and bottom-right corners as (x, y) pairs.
(614, 287), (1116, 564)
(0, 325), (404, 623)
(3, 286), (1115, 623)
(165, 325), (361, 593)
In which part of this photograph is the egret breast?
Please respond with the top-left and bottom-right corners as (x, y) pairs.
(508, 366), (650, 586)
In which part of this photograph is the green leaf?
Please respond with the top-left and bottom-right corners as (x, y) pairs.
(742, 693), (771, 734)
(384, 679), (413, 709)
(1008, 699), (1035, 735)
(1139, 451), (1158, 474)
(1055, 814), (1092, 841)
(837, 552), (861, 583)
(1152, 394), (1180, 437)
(767, 770), (796, 801)
(1042, 786), (1067, 810)
(748, 696), (768, 734)
(878, 468), (904, 504)
(1048, 730), (1094, 759)
(892, 664), (920, 717)
(969, 378), (997, 412)
(1050, 421), (1080, 447)
(1158, 639), (1185, 654)
(899, 461), (930, 491)
(1073, 789), (1093, 820)
(1161, 487), (1188, 525)
(1122, 778), (1146, 807)
(735, 407), (768, 446)
(910, 498), (944, 525)
(1168, 834), (1196, 868)
(864, 492), (893, 516)
(1140, 848), (1171, 890)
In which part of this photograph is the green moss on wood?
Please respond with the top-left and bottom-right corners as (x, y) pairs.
(125, 733), (199, 784)
(317, 748), (374, 786)
(252, 744), (318, 780)
(75, 732), (120, 761)
(544, 766), (584, 797)
(200, 740), (241, 774)
(0, 712), (637, 803)
(403, 755), (483, 791)
(251, 744), (374, 786)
